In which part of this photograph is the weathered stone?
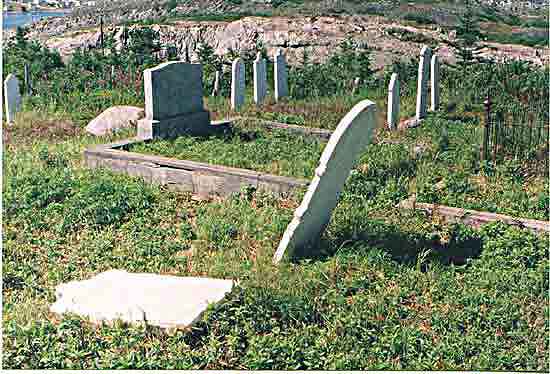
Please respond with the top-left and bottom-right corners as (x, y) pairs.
(273, 100), (377, 263)
(138, 62), (211, 139)
(211, 70), (221, 96)
(387, 73), (400, 130)
(430, 54), (440, 112)
(4, 74), (21, 123)
(145, 62), (203, 119)
(253, 52), (267, 105)
(231, 57), (245, 110)
(274, 49), (288, 101)
(415, 46), (432, 121)
(50, 269), (234, 329)
(85, 106), (144, 136)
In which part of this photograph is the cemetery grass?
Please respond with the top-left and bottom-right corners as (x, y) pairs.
(3, 106), (549, 370)
(128, 118), (326, 179)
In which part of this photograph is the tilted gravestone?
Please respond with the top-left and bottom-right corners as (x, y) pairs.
(415, 46), (432, 121)
(274, 49), (288, 102)
(273, 100), (377, 263)
(137, 62), (211, 139)
(430, 54), (440, 112)
(387, 73), (400, 130)
(231, 57), (245, 110)
(4, 74), (21, 123)
(253, 52), (267, 105)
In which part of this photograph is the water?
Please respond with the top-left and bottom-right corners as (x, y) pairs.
(3, 11), (70, 30)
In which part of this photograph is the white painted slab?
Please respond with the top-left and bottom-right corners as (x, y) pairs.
(415, 46), (432, 121)
(430, 54), (440, 112)
(231, 57), (245, 110)
(387, 73), (400, 129)
(274, 49), (288, 101)
(50, 270), (234, 329)
(253, 52), (267, 105)
(4, 74), (21, 123)
(273, 100), (377, 263)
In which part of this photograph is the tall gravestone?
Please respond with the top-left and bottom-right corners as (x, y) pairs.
(231, 57), (245, 110)
(4, 74), (21, 124)
(387, 73), (400, 130)
(274, 49), (288, 102)
(253, 52), (267, 105)
(415, 46), (432, 121)
(430, 54), (440, 112)
(273, 100), (377, 263)
(137, 62), (211, 139)
(211, 70), (221, 97)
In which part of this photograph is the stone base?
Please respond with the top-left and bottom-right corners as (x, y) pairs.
(138, 111), (231, 140)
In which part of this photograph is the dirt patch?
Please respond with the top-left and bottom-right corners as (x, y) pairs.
(4, 118), (81, 145)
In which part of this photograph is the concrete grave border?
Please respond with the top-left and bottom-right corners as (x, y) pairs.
(83, 118), (337, 198)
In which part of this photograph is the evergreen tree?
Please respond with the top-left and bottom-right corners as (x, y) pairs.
(455, 0), (482, 68)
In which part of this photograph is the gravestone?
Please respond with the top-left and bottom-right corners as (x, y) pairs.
(24, 64), (32, 95)
(274, 49), (288, 101)
(211, 70), (221, 96)
(4, 74), (21, 123)
(415, 46), (432, 121)
(50, 270), (234, 329)
(387, 73), (400, 130)
(273, 100), (377, 263)
(253, 52), (267, 105)
(137, 62), (211, 139)
(231, 57), (245, 110)
(430, 54), (440, 112)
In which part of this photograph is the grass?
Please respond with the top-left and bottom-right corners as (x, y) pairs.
(2, 57), (549, 369)
(129, 119), (325, 179)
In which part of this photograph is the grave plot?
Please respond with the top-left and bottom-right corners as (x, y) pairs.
(128, 118), (326, 180)
(85, 61), (379, 263)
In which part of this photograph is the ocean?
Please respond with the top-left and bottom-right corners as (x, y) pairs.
(3, 10), (70, 30)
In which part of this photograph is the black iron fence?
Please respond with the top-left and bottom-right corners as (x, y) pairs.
(481, 94), (549, 175)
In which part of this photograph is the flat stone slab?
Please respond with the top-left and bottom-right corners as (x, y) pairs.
(85, 106), (144, 136)
(50, 270), (234, 329)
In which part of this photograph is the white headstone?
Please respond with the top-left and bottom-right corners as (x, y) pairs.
(231, 57), (245, 110)
(274, 49), (288, 101)
(415, 46), (432, 121)
(4, 74), (21, 123)
(50, 270), (234, 329)
(273, 100), (377, 263)
(430, 54), (440, 112)
(137, 61), (211, 139)
(387, 73), (400, 130)
(253, 52), (267, 105)
(211, 70), (221, 96)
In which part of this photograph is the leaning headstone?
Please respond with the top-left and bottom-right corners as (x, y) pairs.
(274, 49), (289, 101)
(273, 100), (377, 263)
(387, 73), (400, 130)
(415, 46), (432, 121)
(211, 70), (221, 97)
(253, 52), (267, 105)
(86, 106), (144, 136)
(50, 270), (234, 329)
(231, 57), (245, 110)
(137, 62), (211, 139)
(4, 74), (21, 124)
(430, 54), (440, 112)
